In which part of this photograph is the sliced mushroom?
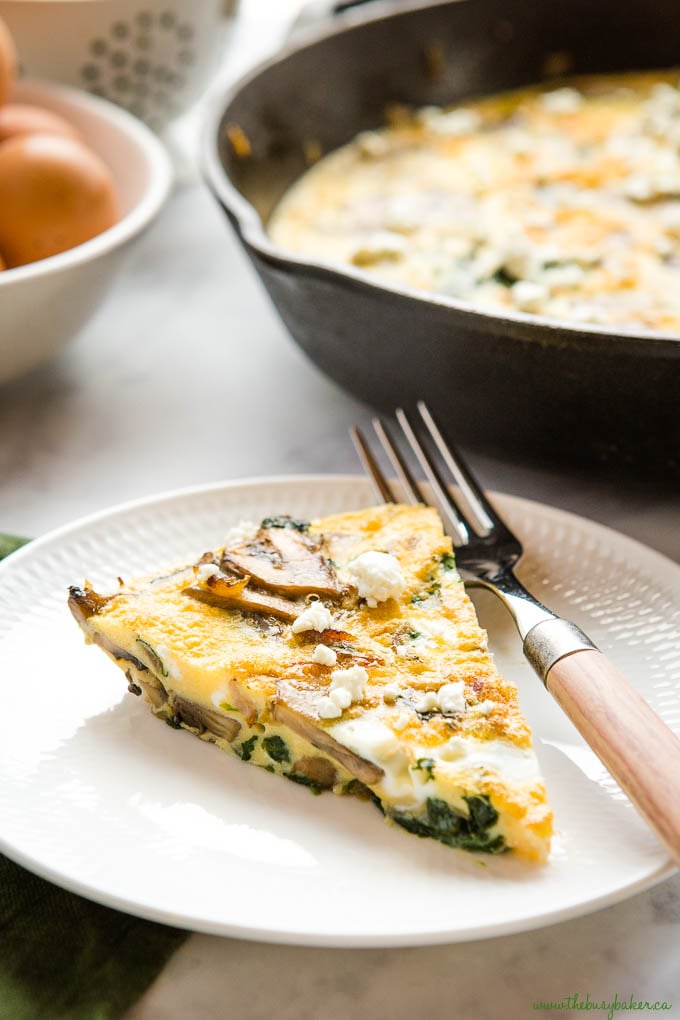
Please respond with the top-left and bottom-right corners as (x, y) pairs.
(313, 629), (355, 645)
(221, 527), (345, 600)
(68, 585), (113, 622)
(125, 669), (143, 696)
(273, 694), (384, 786)
(227, 678), (259, 726)
(136, 637), (168, 678)
(203, 573), (250, 598)
(309, 631), (384, 668)
(121, 662), (168, 709)
(246, 614), (283, 637)
(183, 583), (302, 621)
(90, 630), (149, 672)
(138, 673), (168, 709)
(171, 694), (241, 742)
(292, 756), (337, 789)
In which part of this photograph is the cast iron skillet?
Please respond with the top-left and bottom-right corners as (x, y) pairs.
(203, 0), (680, 472)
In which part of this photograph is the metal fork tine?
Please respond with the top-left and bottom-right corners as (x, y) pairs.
(416, 401), (501, 534)
(395, 408), (472, 545)
(349, 427), (398, 504)
(371, 417), (421, 505)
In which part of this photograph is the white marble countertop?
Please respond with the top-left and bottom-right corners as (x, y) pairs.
(0, 3), (678, 1017)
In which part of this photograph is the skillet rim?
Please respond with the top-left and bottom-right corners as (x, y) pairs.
(201, 0), (680, 354)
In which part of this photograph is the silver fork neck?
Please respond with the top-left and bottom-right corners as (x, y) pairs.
(462, 571), (597, 683)
(462, 570), (556, 638)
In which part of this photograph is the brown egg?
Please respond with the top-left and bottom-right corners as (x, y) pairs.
(0, 16), (16, 107)
(0, 133), (119, 268)
(0, 104), (82, 144)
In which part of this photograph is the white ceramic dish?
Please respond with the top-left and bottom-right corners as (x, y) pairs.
(0, 79), (172, 387)
(0, 476), (677, 947)
(0, 0), (238, 133)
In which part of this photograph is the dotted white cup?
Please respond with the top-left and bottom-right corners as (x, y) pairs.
(0, 0), (238, 133)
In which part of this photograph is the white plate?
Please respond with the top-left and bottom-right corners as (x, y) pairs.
(0, 476), (678, 946)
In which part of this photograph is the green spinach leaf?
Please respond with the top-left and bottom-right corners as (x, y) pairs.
(260, 516), (310, 532)
(262, 735), (290, 764)
(286, 773), (322, 795)
(234, 735), (258, 761)
(393, 795), (505, 854)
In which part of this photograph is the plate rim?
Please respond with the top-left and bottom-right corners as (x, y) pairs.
(0, 473), (678, 947)
(0, 828), (673, 947)
(3, 472), (679, 584)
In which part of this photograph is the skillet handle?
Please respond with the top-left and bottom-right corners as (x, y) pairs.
(290, 0), (381, 35)
(333, 0), (382, 11)
(546, 649), (680, 864)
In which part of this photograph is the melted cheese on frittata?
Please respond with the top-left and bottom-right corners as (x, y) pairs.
(71, 504), (552, 860)
(269, 70), (680, 333)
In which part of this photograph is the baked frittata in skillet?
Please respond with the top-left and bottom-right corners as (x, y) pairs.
(69, 503), (552, 860)
(269, 70), (680, 332)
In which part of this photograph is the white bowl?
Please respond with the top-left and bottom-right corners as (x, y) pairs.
(0, 79), (173, 386)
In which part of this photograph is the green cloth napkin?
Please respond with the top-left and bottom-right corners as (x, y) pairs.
(0, 533), (28, 560)
(0, 534), (188, 1020)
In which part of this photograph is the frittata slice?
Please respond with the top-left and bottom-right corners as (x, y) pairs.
(68, 503), (552, 860)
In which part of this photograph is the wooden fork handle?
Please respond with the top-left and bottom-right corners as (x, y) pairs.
(546, 649), (680, 863)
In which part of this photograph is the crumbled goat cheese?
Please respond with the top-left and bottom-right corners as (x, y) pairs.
(541, 262), (586, 289)
(624, 174), (655, 202)
(318, 665), (369, 721)
(224, 520), (257, 546)
(414, 681), (467, 716)
(438, 682), (467, 715)
(329, 687), (352, 710)
(415, 618), (450, 640)
(333, 716), (401, 760)
(351, 230), (407, 266)
(525, 208), (555, 228)
(318, 696), (342, 720)
(655, 236), (674, 257)
(382, 683), (401, 704)
(472, 699), (498, 717)
(346, 551), (405, 607)
(539, 87), (583, 114)
(397, 633), (433, 658)
(624, 172), (680, 202)
(195, 562), (220, 583)
(312, 644), (338, 666)
(355, 130), (390, 158)
(415, 105), (443, 124)
(425, 107), (481, 136)
(660, 204), (680, 236)
(643, 84), (680, 137)
(439, 736), (468, 761)
(291, 602), (333, 634)
(511, 280), (549, 311)
(414, 690), (439, 713)
(330, 665), (368, 704)
(510, 243), (562, 282)
(505, 129), (533, 155)
(501, 243), (538, 281)
(649, 82), (680, 107)
(384, 194), (423, 234)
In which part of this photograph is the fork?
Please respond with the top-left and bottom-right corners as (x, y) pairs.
(351, 401), (680, 863)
